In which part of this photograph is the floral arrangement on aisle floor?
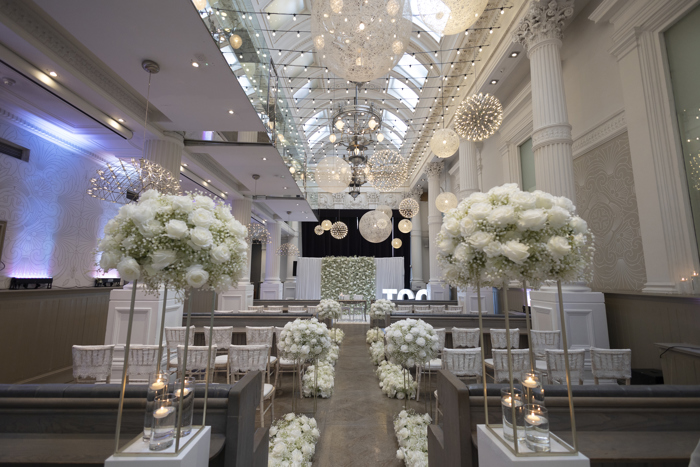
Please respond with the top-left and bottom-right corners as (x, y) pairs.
(278, 318), (332, 362)
(97, 190), (248, 297)
(302, 361), (335, 398)
(369, 341), (386, 365)
(436, 183), (595, 289)
(329, 328), (345, 345)
(394, 410), (431, 467)
(370, 299), (395, 319)
(385, 319), (439, 369)
(317, 299), (342, 320)
(366, 328), (383, 344)
(376, 361), (417, 400)
(323, 343), (340, 366)
(268, 413), (320, 466)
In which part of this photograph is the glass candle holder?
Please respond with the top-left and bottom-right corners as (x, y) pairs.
(174, 377), (195, 437)
(149, 395), (176, 451)
(500, 387), (525, 442)
(143, 372), (169, 441)
(525, 404), (550, 452)
(521, 371), (545, 406)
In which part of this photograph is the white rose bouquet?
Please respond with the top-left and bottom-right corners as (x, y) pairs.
(323, 343), (340, 366)
(366, 328), (383, 344)
(369, 341), (386, 365)
(278, 318), (332, 362)
(96, 190), (248, 297)
(268, 413), (320, 467)
(317, 299), (342, 320)
(329, 328), (345, 345)
(436, 183), (595, 289)
(394, 409), (431, 467)
(385, 318), (439, 368)
(376, 361), (417, 399)
(302, 361), (335, 398)
(370, 299), (395, 319)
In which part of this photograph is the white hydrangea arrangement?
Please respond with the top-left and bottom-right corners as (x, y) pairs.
(329, 328), (345, 345)
(376, 361), (417, 400)
(278, 318), (332, 362)
(323, 343), (340, 366)
(394, 409), (431, 467)
(369, 341), (386, 366)
(436, 183), (595, 289)
(302, 361), (335, 398)
(268, 413), (320, 467)
(97, 190), (248, 297)
(366, 328), (383, 344)
(317, 299), (342, 320)
(385, 319), (439, 368)
(370, 299), (395, 319)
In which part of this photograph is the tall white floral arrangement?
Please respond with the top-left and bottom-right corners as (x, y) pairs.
(385, 319), (439, 368)
(317, 299), (342, 320)
(278, 318), (332, 362)
(268, 413), (320, 466)
(370, 299), (395, 319)
(97, 190), (248, 297)
(436, 183), (594, 289)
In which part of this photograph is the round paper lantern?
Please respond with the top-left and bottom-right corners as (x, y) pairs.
(367, 149), (408, 192)
(359, 210), (392, 243)
(376, 204), (392, 219)
(391, 238), (402, 249)
(436, 192), (458, 213)
(315, 156), (352, 193)
(398, 198), (419, 218)
(398, 219), (412, 233)
(229, 34), (243, 49)
(321, 219), (333, 231)
(314, 225), (324, 235)
(430, 128), (460, 158)
(311, 0), (412, 82)
(416, 0), (488, 36)
(454, 93), (504, 142)
(330, 221), (348, 239)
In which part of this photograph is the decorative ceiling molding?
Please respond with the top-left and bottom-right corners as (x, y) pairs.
(572, 109), (626, 158)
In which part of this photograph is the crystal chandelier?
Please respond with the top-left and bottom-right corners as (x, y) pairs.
(430, 128), (460, 158)
(311, 0), (413, 82)
(367, 149), (408, 192)
(276, 242), (300, 256)
(329, 100), (383, 153)
(436, 192), (458, 213)
(88, 158), (180, 203)
(246, 223), (272, 244)
(416, 0), (489, 36)
(455, 93), (504, 142)
(398, 198), (419, 218)
(330, 221), (348, 239)
(359, 210), (392, 243)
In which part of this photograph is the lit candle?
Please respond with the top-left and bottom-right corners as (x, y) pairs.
(154, 406), (172, 419)
(150, 380), (165, 391)
(522, 377), (538, 389)
(692, 272), (699, 294)
(525, 413), (543, 426)
(174, 388), (190, 398)
(502, 396), (512, 407)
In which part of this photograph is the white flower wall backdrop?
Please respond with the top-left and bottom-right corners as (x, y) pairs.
(320, 256), (376, 305)
(0, 122), (119, 288)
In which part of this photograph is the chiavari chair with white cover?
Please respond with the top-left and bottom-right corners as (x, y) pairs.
(165, 326), (195, 372)
(126, 345), (159, 383)
(287, 306), (307, 313)
(72, 345), (114, 384)
(307, 305), (318, 315)
(239, 309), (259, 314)
(446, 305), (462, 313)
(545, 349), (586, 385)
(591, 348), (632, 385)
(430, 304), (446, 313)
(262, 307), (283, 314)
(274, 326), (303, 398)
(246, 326), (276, 383)
(214, 309), (234, 314)
(492, 349), (531, 383)
(176, 345), (216, 382)
(452, 328), (480, 348)
(435, 348), (483, 423)
(531, 330), (561, 360)
(249, 306), (264, 312)
(395, 305), (413, 314)
(490, 328), (520, 349)
(228, 344), (275, 426)
(203, 326), (233, 382)
(414, 304), (430, 313)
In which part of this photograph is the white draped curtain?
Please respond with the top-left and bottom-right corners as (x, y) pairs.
(374, 257), (404, 299)
(296, 257), (322, 299)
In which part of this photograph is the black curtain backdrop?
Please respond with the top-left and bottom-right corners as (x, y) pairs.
(301, 209), (411, 290)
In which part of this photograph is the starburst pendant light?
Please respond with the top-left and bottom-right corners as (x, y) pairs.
(321, 219), (333, 230)
(314, 225), (325, 235)
(311, 0), (412, 82)
(416, 0), (489, 36)
(436, 191), (458, 212)
(359, 210), (392, 243)
(330, 221), (348, 239)
(391, 238), (402, 249)
(430, 128), (460, 158)
(276, 242), (300, 256)
(315, 155), (352, 193)
(398, 219), (412, 233)
(247, 223), (272, 244)
(398, 198), (419, 218)
(455, 93), (504, 142)
(367, 149), (408, 192)
(376, 205), (393, 219)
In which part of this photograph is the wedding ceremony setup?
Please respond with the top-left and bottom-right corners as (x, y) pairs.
(1, 0), (700, 466)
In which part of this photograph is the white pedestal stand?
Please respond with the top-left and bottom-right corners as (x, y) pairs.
(427, 281), (450, 300)
(457, 286), (494, 314)
(217, 283), (254, 312)
(105, 426), (211, 466)
(477, 425), (589, 466)
(260, 281), (283, 299)
(104, 283), (183, 382)
(283, 280), (297, 299)
(530, 285), (609, 369)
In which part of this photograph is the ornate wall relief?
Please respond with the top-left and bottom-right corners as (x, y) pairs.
(574, 132), (646, 291)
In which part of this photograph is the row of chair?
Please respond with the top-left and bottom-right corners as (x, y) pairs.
(394, 304), (464, 314)
(215, 305), (315, 314)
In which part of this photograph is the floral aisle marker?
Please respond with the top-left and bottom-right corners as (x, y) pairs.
(320, 256), (375, 308)
(324, 343), (340, 366)
(329, 328), (345, 345)
(370, 299), (395, 327)
(268, 413), (320, 466)
(376, 361), (417, 400)
(369, 341), (386, 365)
(366, 328), (383, 344)
(394, 410), (431, 467)
(302, 361), (335, 398)
(385, 319), (439, 369)
(317, 299), (342, 321)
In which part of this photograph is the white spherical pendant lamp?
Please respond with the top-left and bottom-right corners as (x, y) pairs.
(376, 205), (392, 219)
(321, 219), (333, 231)
(398, 198), (419, 218)
(229, 34), (243, 49)
(416, 0), (489, 36)
(436, 192), (458, 213)
(359, 210), (392, 243)
(391, 238), (402, 249)
(314, 225), (324, 235)
(315, 156), (352, 194)
(398, 219), (412, 233)
(430, 128), (460, 158)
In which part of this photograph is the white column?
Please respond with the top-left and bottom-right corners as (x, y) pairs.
(458, 139), (480, 200)
(260, 220), (283, 299)
(218, 197), (254, 311)
(407, 188), (425, 289)
(283, 221), (299, 299)
(144, 131), (184, 177)
(426, 162), (449, 299)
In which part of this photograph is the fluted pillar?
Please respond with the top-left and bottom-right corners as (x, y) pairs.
(458, 139), (480, 200)
(426, 162), (449, 299)
(217, 197), (254, 311)
(261, 220), (283, 299)
(406, 188), (425, 289)
(144, 131), (184, 177)
(514, 0), (575, 201)
(283, 221), (299, 299)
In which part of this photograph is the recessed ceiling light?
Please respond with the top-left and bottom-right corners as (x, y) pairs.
(490, 79), (498, 85)
(207, 179), (211, 182)
(48, 71), (58, 77)
(192, 61), (200, 68)
(117, 118), (124, 123)
(262, 157), (267, 161)
(284, 187), (288, 190)
(228, 110), (234, 114)
(510, 52), (519, 58)
(182, 163), (188, 167)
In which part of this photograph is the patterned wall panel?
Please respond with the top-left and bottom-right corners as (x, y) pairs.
(574, 132), (646, 291)
(0, 122), (119, 288)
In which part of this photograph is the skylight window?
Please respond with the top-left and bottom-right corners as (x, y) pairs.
(394, 54), (428, 88)
(410, 0), (442, 42)
(220, 45), (241, 72)
(304, 110), (326, 135)
(294, 81), (311, 102)
(308, 127), (330, 147)
(387, 78), (419, 111)
(382, 110), (408, 137)
(237, 75), (254, 96)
